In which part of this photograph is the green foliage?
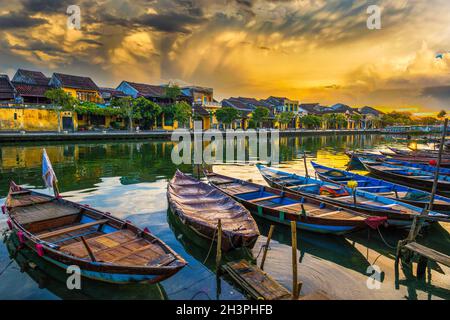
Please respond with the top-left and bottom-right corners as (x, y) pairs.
(133, 97), (162, 128)
(300, 115), (322, 129)
(322, 113), (348, 129)
(215, 107), (241, 127)
(381, 111), (413, 126)
(276, 111), (295, 126)
(111, 96), (140, 131)
(172, 101), (192, 127)
(164, 83), (182, 102)
(251, 106), (270, 126)
(437, 110), (447, 119)
(74, 101), (121, 116)
(417, 116), (439, 125)
(44, 88), (77, 110)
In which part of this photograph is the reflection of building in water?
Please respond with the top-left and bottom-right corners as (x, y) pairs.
(0, 145), (77, 170)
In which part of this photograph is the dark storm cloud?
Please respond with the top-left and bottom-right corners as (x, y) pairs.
(20, 0), (73, 13)
(135, 12), (207, 33)
(0, 12), (48, 29)
(421, 86), (450, 101)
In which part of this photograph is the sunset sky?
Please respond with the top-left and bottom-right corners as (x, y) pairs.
(1, 0), (449, 115)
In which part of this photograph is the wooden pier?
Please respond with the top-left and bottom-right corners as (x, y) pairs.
(222, 260), (292, 300)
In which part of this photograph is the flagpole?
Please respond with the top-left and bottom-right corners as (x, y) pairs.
(52, 180), (60, 198)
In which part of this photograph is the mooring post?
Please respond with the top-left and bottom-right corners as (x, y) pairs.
(303, 152), (309, 178)
(260, 225), (275, 270)
(291, 220), (299, 300)
(410, 118), (448, 240)
(216, 219), (222, 273)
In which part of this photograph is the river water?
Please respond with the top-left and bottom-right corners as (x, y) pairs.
(0, 134), (448, 300)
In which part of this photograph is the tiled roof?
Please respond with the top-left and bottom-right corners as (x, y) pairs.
(125, 81), (166, 97)
(53, 73), (99, 91)
(359, 106), (384, 116)
(0, 75), (16, 101)
(299, 103), (320, 113)
(15, 69), (50, 85)
(12, 82), (50, 97)
(193, 105), (210, 116)
(99, 87), (126, 98)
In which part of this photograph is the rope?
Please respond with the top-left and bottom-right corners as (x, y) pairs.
(0, 261), (13, 277)
(203, 225), (218, 264)
(190, 290), (212, 300)
(255, 243), (271, 260)
(377, 227), (396, 249)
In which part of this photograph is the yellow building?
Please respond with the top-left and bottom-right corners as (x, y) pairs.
(49, 73), (103, 103)
(0, 106), (78, 131)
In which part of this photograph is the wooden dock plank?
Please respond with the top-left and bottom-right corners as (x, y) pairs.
(405, 242), (450, 267)
(222, 260), (292, 300)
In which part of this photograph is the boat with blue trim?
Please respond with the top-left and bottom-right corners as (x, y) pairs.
(256, 164), (431, 227)
(311, 162), (450, 214)
(204, 170), (386, 235)
(3, 182), (187, 284)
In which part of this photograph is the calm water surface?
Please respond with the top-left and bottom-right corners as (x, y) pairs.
(0, 135), (449, 300)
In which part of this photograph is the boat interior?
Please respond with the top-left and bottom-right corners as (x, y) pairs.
(208, 174), (365, 221)
(7, 190), (177, 268)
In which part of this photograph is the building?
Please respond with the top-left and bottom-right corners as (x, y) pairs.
(183, 86), (221, 130)
(0, 75), (17, 103)
(99, 87), (127, 105)
(11, 69), (51, 104)
(49, 73), (103, 103)
(358, 106), (384, 129)
(222, 97), (275, 129)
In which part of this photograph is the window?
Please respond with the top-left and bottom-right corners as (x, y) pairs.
(77, 114), (83, 121)
(13, 113), (17, 120)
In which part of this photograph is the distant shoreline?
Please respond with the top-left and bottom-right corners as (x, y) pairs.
(0, 128), (426, 143)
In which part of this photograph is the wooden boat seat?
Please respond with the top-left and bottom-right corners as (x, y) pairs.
(10, 202), (80, 225)
(288, 184), (317, 189)
(8, 193), (53, 208)
(248, 195), (281, 203)
(38, 219), (109, 239)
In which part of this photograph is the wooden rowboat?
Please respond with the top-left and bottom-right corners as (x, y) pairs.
(3, 182), (186, 284)
(311, 162), (450, 214)
(361, 160), (450, 196)
(204, 171), (386, 235)
(167, 170), (259, 252)
(257, 164), (431, 227)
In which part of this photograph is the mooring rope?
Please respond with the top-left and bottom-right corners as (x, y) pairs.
(0, 261), (13, 277)
(377, 227), (396, 249)
(203, 224), (218, 264)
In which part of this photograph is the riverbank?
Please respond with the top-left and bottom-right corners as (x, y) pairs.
(0, 129), (384, 142)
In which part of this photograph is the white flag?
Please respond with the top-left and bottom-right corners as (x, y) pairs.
(42, 149), (58, 189)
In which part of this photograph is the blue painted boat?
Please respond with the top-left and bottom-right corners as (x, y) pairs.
(346, 151), (450, 175)
(311, 162), (450, 214)
(3, 182), (187, 284)
(257, 164), (437, 227)
(361, 159), (450, 196)
(204, 170), (387, 235)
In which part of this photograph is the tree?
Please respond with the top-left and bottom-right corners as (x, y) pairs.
(276, 111), (295, 129)
(438, 110), (447, 120)
(350, 113), (362, 129)
(172, 101), (192, 128)
(44, 88), (77, 132)
(215, 107), (240, 129)
(164, 83), (182, 103)
(300, 115), (322, 129)
(133, 97), (162, 129)
(419, 116), (439, 125)
(251, 106), (270, 128)
(111, 96), (140, 131)
(381, 111), (413, 127)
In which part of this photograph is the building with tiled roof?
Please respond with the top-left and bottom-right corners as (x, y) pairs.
(264, 96), (300, 114)
(49, 72), (102, 103)
(0, 75), (17, 103)
(12, 69), (50, 86)
(11, 69), (51, 104)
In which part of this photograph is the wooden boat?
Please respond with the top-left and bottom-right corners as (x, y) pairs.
(347, 152), (450, 176)
(257, 164), (431, 227)
(389, 147), (450, 157)
(312, 162), (450, 214)
(204, 171), (386, 235)
(361, 160), (450, 195)
(3, 182), (186, 284)
(167, 170), (259, 252)
(379, 153), (450, 168)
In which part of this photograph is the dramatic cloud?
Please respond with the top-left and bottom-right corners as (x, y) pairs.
(0, 0), (449, 113)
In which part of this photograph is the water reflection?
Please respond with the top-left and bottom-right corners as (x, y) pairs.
(0, 135), (449, 300)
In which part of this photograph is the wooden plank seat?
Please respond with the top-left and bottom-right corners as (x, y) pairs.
(287, 184), (318, 189)
(8, 194), (53, 208)
(11, 202), (80, 225)
(248, 195), (282, 203)
(38, 219), (109, 239)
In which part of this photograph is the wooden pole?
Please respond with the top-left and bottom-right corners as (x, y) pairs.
(291, 220), (299, 300)
(52, 179), (60, 198)
(216, 219), (222, 272)
(81, 236), (96, 262)
(260, 225), (275, 270)
(303, 152), (309, 178)
(408, 118), (448, 241)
